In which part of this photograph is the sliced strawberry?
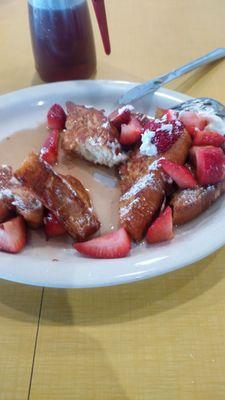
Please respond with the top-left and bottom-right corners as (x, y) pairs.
(144, 119), (161, 132)
(193, 130), (225, 147)
(47, 104), (66, 130)
(120, 116), (143, 146)
(73, 227), (131, 259)
(160, 159), (198, 189)
(109, 106), (131, 129)
(179, 111), (207, 136)
(132, 112), (152, 128)
(43, 211), (66, 239)
(0, 216), (26, 254)
(146, 207), (174, 244)
(40, 129), (59, 165)
(144, 116), (184, 153)
(190, 146), (224, 185)
(158, 109), (179, 122)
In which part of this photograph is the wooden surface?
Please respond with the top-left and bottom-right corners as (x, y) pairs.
(1, 0), (225, 399)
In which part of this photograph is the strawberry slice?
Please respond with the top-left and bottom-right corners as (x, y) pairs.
(73, 227), (131, 259)
(160, 159), (198, 189)
(146, 207), (174, 244)
(47, 104), (66, 130)
(145, 117), (183, 154)
(0, 216), (26, 254)
(158, 109), (179, 122)
(193, 130), (225, 147)
(40, 129), (59, 165)
(132, 112), (152, 128)
(108, 106), (131, 129)
(43, 211), (66, 239)
(190, 145), (225, 185)
(179, 111), (207, 136)
(120, 117), (143, 146)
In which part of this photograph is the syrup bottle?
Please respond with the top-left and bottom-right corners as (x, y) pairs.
(28, 0), (110, 82)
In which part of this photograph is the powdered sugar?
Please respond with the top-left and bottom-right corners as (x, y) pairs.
(101, 121), (110, 129)
(120, 198), (139, 217)
(88, 136), (103, 146)
(0, 188), (13, 199)
(160, 123), (173, 133)
(148, 159), (163, 172)
(121, 172), (157, 202)
(9, 177), (19, 186)
(118, 104), (135, 115)
(176, 185), (216, 206)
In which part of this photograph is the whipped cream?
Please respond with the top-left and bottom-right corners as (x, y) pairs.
(140, 129), (157, 156)
(179, 110), (225, 136)
(200, 112), (225, 136)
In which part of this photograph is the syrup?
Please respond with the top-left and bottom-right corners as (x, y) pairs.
(28, 0), (96, 82)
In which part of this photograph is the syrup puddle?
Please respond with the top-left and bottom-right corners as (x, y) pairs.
(0, 124), (120, 234)
(92, 171), (117, 188)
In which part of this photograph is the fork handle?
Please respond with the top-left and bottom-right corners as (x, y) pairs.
(118, 48), (225, 104)
(163, 47), (225, 83)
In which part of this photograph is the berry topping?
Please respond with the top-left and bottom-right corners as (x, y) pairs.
(160, 159), (198, 189)
(40, 129), (59, 165)
(43, 211), (66, 239)
(47, 104), (66, 130)
(190, 146), (224, 185)
(109, 106), (132, 129)
(179, 111), (207, 136)
(74, 227), (131, 259)
(120, 116), (143, 146)
(0, 216), (26, 254)
(146, 206), (174, 244)
(193, 130), (225, 147)
(142, 113), (184, 154)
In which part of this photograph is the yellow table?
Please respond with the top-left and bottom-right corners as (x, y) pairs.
(1, 1), (225, 399)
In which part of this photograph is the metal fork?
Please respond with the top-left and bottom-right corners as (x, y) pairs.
(171, 97), (225, 118)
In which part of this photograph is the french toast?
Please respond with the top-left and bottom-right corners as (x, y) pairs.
(15, 153), (100, 241)
(61, 102), (126, 167)
(0, 165), (44, 228)
(171, 179), (225, 225)
(0, 165), (13, 222)
(119, 129), (192, 241)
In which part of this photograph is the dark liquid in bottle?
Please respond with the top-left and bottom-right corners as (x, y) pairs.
(28, 0), (96, 82)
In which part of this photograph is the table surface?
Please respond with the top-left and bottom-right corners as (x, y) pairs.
(1, 0), (225, 399)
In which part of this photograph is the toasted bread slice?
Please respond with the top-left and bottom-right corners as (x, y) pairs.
(15, 153), (100, 241)
(171, 180), (225, 225)
(0, 201), (10, 223)
(0, 165), (44, 228)
(119, 130), (192, 241)
(0, 165), (13, 222)
(63, 175), (91, 208)
(61, 102), (126, 167)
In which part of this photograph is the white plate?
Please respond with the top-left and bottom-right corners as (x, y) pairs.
(0, 80), (224, 288)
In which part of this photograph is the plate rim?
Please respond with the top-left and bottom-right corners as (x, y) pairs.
(1, 79), (222, 289)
